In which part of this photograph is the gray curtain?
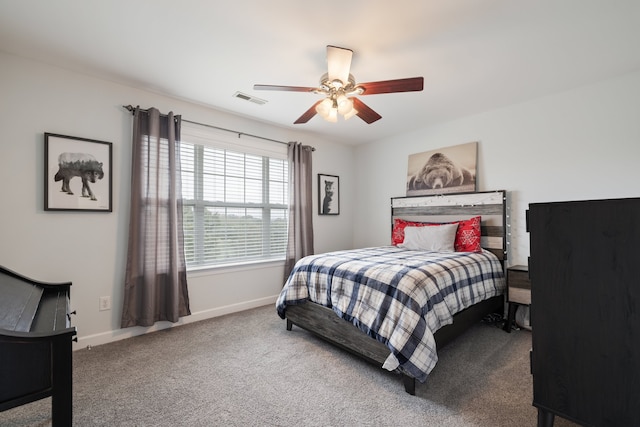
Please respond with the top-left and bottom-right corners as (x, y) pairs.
(284, 142), (314, 279)
(121, 107), (191, 328)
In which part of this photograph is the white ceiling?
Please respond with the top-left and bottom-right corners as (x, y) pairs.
(1, 0), (639, 145)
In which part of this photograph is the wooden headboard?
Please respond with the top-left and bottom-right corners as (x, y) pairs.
(391, 190), (508, 262)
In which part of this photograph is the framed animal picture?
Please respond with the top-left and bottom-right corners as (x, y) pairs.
(406, 141), (477, 196)
(318, 174), (339, 215)
(44, 133), (113, 212)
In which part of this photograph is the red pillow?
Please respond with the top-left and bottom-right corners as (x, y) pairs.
(392, 216), (482, 252)
(452, 216), (482, 252)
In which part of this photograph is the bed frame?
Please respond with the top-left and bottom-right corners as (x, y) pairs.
(284, 190), (508, 395)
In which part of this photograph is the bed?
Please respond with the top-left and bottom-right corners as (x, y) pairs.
(276, 190), (508, 394)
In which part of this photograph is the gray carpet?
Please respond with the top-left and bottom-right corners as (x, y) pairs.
(1, 305), (578, 426)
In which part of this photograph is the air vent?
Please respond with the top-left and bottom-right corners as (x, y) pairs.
(233, 91), (267, 105)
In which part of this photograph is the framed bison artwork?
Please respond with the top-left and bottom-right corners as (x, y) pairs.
(44, 133), (113, 212)
(318, 174), (339, 215)
(406, 141), (477, 196)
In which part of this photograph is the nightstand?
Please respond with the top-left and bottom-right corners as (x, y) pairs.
(503, 264), (531, 332)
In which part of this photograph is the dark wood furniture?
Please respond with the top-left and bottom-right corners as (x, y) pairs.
(0, 265), (76, 427)
(528, 197), (640, 427)
(503, 265), (531, 332)
(286, 294), (503, 395)
(284, 190), (508, 394)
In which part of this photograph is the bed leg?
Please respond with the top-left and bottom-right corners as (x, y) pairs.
(286, 319), (292, 331)
(402, 374), (416, 395)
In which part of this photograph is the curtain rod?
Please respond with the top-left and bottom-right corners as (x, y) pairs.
(122, 105), (314, 151)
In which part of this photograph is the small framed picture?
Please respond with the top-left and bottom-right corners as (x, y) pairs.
(318, 174), (339, 215)
(44, 133), (112, 212)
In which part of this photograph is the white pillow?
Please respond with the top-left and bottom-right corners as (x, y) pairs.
(400, 223), (458, 252)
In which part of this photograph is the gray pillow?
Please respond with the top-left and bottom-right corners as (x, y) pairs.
(399, 223), (458, 252)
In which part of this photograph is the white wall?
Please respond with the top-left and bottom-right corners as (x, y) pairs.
(353, 70), (640, 266)
(4, 48), (639, 349)
(0, 51), (355, 348)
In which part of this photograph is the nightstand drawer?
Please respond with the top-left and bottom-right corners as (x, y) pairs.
(503, 265), (531, 332)
(507, 267), (531, 304)
(507, 268), (530, 288)
(509, 286), (531, 305)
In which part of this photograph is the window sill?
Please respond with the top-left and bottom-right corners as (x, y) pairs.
(187, 259), (285, 277)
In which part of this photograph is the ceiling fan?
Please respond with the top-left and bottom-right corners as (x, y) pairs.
(253, 45), (424, 124)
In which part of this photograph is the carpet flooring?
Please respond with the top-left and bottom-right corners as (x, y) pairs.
(1, 305), (579, 426)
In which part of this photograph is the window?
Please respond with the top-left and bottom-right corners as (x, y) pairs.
(179, 124), (288, 268)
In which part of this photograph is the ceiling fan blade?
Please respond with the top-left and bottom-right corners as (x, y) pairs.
(294, 100), (322, 124)
(326, 45), (353, 84)
(352, 98), (382, 124)
(254, 84), (317, 92)
(358, 77), (424, 95)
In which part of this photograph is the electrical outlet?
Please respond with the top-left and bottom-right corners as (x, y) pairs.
(99, 296), (111, 311)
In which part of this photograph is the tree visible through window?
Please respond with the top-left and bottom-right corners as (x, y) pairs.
(180, 142), (288, 268)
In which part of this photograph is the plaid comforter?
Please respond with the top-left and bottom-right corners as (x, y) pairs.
(276, 246), (505, 383)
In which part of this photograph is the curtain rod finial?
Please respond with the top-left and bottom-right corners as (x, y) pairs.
(123, 105), (140, 113)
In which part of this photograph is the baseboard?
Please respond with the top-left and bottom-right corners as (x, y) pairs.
(75, 295), (279, 350)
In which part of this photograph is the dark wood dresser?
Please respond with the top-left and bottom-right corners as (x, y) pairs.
(0, 265), (77, 426)
(528, 197), (640, 427)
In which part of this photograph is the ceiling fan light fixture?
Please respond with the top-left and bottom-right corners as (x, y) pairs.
(336, 93), (358, 120)
(338, 94), (358, 119)
(336, 94), (353, 115)
(315, 97), (333, 116)
(343, 107), (358, 120)
(315, 98), (337, 122)
(315, 93), (358, 122)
